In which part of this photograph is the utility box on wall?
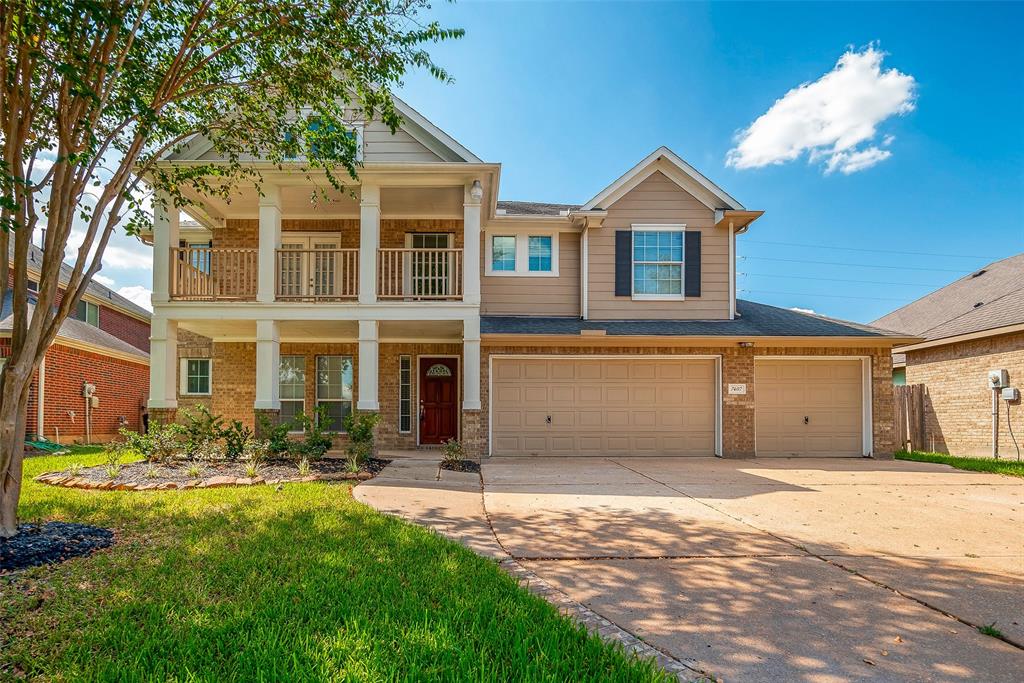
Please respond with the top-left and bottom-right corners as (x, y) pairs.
(988, 369), (1009, 389)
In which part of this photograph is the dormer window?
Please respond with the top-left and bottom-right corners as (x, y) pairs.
(632, 226), (684, 299)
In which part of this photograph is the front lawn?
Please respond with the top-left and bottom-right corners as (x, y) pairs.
(897, 450), (1024, 478)
(1, 452), (667, 681)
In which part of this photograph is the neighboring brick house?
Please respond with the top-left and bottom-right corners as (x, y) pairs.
(873, 253), (1024, 457)
(0, 243), (151, 443)
(142, 97), (916, 459)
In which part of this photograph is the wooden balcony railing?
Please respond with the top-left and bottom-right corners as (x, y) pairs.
(170, 247), (257, 300)
(378, 248), (463, 300)
(275, 248), (359, 301)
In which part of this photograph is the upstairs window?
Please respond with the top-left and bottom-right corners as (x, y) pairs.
(486, 232), (558, 276)
(74, 300), (100, 327)
(528, 236), (552, 272)
(491, 236), (516, 271)
(632, 229), (684, 298)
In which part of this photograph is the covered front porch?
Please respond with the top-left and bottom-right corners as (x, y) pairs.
(147, 316), (483, 455)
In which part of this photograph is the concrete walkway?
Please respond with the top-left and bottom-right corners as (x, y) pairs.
(357, 455), (1024, 682)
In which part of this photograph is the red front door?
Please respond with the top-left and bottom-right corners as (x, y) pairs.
(420, 357), (458, 445)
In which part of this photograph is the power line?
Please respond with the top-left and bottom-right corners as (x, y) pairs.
(742, 239), (1001, 261)
(739, 288), (910, 302)
(739, 272), (941, 287)
(740, 256), (968, 273)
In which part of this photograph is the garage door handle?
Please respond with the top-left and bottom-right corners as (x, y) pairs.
(804, 416), (810, 424)
(546, 415), (552, 424)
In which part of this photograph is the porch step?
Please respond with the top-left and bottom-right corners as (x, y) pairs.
(378, 448), (442, 461)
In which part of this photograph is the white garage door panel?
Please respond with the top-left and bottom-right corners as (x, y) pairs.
(755, 359), (864, 457)
(491, 357), (717, 456)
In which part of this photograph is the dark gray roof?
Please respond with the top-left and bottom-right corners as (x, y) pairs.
(872, 253), (1023, 342)
(17, 241), (151, 319)
(482, 300), (909, 338)
(0, 294), (148, 361)
(496, 201), (579, 216)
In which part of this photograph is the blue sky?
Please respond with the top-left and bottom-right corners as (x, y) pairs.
(393, 1), (1023, 323)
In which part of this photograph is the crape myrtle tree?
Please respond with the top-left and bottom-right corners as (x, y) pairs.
(0, 0), (462, 537)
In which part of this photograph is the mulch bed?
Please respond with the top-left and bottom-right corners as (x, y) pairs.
(439, 459), (481, 474)
(1, 522), (114, 573)
(35, 458), (392, 492)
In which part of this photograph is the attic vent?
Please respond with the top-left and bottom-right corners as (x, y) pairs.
(974, 302), (984, 308)
(971, 269), (987, 278)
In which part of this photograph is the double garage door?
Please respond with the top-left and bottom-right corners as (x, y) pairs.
(491, 357), (717, 456)
(490, 356), (865, 457)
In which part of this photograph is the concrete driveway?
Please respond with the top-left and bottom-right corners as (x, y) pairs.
(483, 457), (1024, 682)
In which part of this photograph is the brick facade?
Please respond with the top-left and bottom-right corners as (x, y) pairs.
(0, 338), (148, 443)
(97, 304), (150, 352)
(904, 331), (1024, 457)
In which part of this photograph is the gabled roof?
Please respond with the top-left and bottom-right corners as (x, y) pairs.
(496, 201), (578, 217)
(580, 146), (745, 212)
(872, 253), (1024, 343)
(162, 95), (481, 164)
(484, 300), (911, 340)
(16, 242), (151, 320)
(0, 295), (149, 362)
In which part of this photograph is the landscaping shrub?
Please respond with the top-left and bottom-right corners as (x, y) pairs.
(241, 437), (270, 465)
(181, 404), (225, 458)
(222, 420), (253, 461)
(343, 411), (380, 464)
(256, 412), (292, 455)
(441, 438), (464, 464)
(290, 407), (333, 460)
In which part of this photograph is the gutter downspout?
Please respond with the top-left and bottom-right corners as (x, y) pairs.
(581, 226), (589, 320)
(36, 357), (45, 437)
(728, 220), (736, 320)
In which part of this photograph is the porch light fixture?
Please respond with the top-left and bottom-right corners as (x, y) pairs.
(469, 179), (483, 202)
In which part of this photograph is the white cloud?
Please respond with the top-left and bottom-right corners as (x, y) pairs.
(65, 229), (152, 269)
(726, 45), (916, 175)
(93, 273), (116, 287)
(790, 307), (817, 315)
(116, 285), (153, 312)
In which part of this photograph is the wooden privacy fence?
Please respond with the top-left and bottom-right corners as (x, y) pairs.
(893, 383), (926, 452)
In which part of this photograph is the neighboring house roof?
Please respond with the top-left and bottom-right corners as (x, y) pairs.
(496, 201), (579, 216)
(15, 241), (152, 320)
(483, 300), (911, 339)
(0, 293), (149, 362)
(581, 146), (745, 212)
(872, 253), (1024, 344)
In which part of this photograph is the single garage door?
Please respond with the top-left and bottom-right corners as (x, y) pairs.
(491, 357), (717, 456)
(755, 359), (864, 457)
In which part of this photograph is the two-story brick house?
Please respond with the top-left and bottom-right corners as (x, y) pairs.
(144, 98), (916, 458)
(1, 243), (151, 443)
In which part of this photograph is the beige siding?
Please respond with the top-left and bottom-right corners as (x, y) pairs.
(481, 233), (581, 317)
(587, 171), (730, 320)
(362, 121), (443, 163)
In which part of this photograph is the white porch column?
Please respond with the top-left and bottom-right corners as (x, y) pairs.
(462, 315), (481, 410)
(359, 183), (380, 305)
(357, 319), (379, 410)
(463, 181), (482, 305)
(148, 317), (178, 408)
(151, 191), (180, 305)
(257, 185), (282, 303)
(254, 320), (281, 410)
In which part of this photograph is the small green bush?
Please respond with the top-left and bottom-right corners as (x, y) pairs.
(181, 404), (225, 458)
(441, 438), (464, 464)
(242, 437), (270, 464)
(343, 411), (379, 464)
(290, 406), (333, 460)
(257, 412), (292, 455)
(222, 420), (253, 461)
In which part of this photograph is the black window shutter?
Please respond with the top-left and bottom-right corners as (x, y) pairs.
(684, 231), (701, 297)
(614, 230), (632, 296)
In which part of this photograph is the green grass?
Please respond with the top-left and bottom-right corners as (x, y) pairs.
(896, 450), (1024, 477)
(2, 452), (668, 682)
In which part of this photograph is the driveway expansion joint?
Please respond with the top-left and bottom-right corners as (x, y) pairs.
(608, 458), (1024, 653)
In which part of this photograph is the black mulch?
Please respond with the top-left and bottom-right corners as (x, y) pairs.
(439, 459), (481, 474)
(1, 522), (114, 573)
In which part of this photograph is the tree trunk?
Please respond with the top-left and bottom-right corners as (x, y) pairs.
(0, 373), (33, 538)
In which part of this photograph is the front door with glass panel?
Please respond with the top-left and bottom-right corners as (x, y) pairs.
(278, 235), (340, 300)
(405, 233), (452, 298)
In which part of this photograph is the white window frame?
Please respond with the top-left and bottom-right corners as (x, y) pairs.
(630, 224), (686, 301)
(484, 229), (560, 277)
(180, 358), (212, 396)
(279, 355), (306, 433)
(489, 235), (517, 273)
(315, 355), (354, 433)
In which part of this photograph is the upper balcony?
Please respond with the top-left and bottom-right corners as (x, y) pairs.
(168, 245), (464, 302)
(151, 172), (491, 311)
